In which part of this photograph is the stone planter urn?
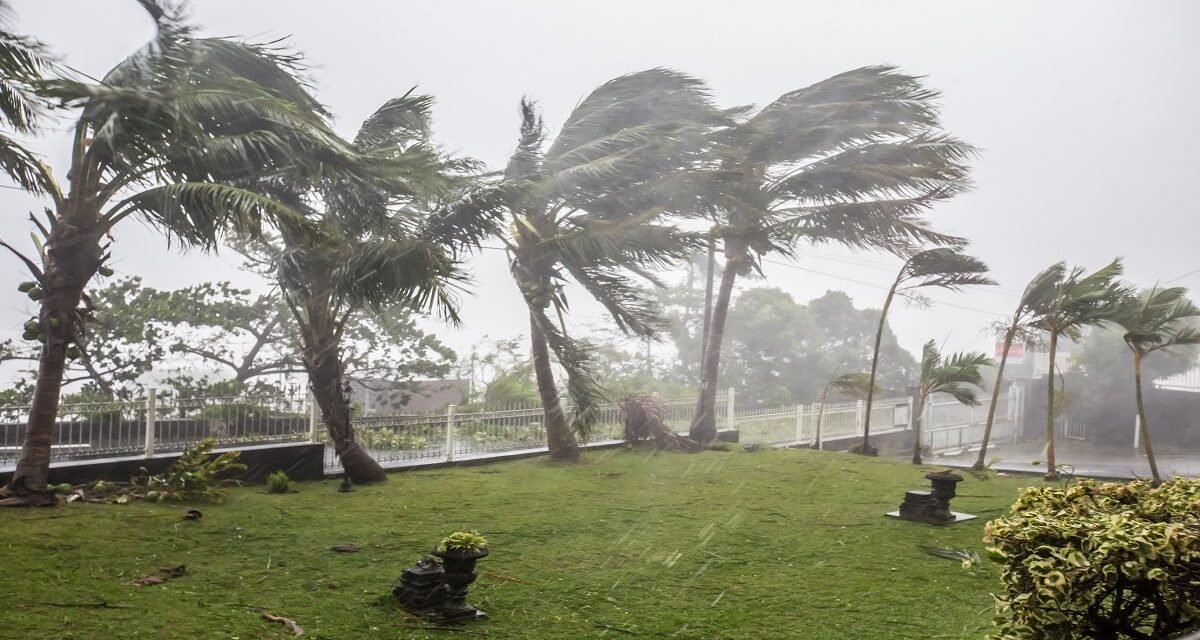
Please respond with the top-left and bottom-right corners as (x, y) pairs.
(431, 545), (489, 621)
(924, 471), (963, 523)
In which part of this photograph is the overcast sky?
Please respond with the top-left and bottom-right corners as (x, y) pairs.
(2, 0), (1198, 372)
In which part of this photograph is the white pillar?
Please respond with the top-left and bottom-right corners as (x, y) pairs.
(445, 404), (457, 462)
(1133, 414), (1140, 451)
(726, 388), (736, 431)
(855, 400), (865, 436)
(793, 404), (803, 442)
(144, 388), (157, 457)
(308, 392), (321, 443)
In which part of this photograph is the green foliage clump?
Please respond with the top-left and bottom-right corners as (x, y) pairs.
(984, 478), (1200, 640)
(265, 470), (292, 494)
(138, 438), (247, 502)
(356, 428), (429, 450)
(437, 530), (488, 553)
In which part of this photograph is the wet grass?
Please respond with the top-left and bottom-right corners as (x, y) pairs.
(0, 447), (1038, 639)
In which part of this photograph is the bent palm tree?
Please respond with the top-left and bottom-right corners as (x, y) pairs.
(813, 372), (878, 449)
(244, 92), (487, 483)
(971, 262), (1065, 470)
(858, 248), (994, 455)
(688, 66), (975, 444)
(0, 2), (347, 504)
(1113, 285), (1200, 483)
(488, 70), (719, 460)
(911, 340), (991, 465)
(1033, 259), (1130, 480)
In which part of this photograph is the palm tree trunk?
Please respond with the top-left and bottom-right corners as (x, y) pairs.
(297, 302), (386, 484)
(3, 212), (102, 505)
(973, 327), (1015, 471)
(689, 251), (738, 443)
(1044, 330), (1060, 481)
(1132, 351), (1161, 484)
(699, 236), (716, 364)
(858, 282), (898, 455)
(529, 313), (579, 461)
(911, 393), (925, 465)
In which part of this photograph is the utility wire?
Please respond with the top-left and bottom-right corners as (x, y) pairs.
(1165, 266), (1200, 284)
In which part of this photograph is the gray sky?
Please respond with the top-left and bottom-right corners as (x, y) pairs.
(2, 0), (1199, 371)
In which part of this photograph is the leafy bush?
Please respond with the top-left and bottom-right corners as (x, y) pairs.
(137, 438), (247, 502)
(984, 478), (1200, 640)
(357, 428), (429, 450)
(265, 470), (292, 494)
(437, 530), (488, 553)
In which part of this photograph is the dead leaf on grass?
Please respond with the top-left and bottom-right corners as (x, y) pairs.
(261, 611), (304, 636)
(329, 544), (359, 553)
(132, 564), (186, 586)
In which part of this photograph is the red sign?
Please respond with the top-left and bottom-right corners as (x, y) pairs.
(996, 342), (1025, 360)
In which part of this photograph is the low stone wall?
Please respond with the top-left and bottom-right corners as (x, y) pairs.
(0, 442), (325, 486)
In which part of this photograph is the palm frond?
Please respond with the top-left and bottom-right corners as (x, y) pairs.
(901, 247), (996, 291)
(920, 339), (991, 406)
(1115, 284), (1200, 356)
(329, 238), (466, 324)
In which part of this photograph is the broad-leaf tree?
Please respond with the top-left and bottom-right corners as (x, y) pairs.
(858, 248), (994, 454)
(1, 2), (341, 504)
(488, 70), (719, 460)
(971, 262), (1064, 471)
(911, 340), (991, 465)
(1033, 259), (1131, 480)
(688, 66), (975, 443)
(1113, 285), (1200, 483)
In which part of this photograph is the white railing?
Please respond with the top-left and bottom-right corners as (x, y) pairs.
(0, 391), (312, 467)
(339, 395), (712, 470)
(1, 383), (1019, 473)
(731, 397), (912, 447)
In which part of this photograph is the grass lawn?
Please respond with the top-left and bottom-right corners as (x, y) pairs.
(0, 447), (1039, 639)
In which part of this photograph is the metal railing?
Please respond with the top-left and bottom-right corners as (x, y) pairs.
(0, 390), (312, 467)
(1, 383), (1019, 473)
(338, 395), (713, 471)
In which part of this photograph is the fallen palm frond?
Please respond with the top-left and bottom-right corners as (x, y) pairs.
(618, 393), (701, 452)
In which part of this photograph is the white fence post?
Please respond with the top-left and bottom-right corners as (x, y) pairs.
(855, 400), (865, 436)
(793, 404), (803, 442)
(308, 392), (321, 443)
(1133, 414), (1140, 452)
(445, 404), (457, 462)
(726, 388), (736, 431)
(814, 403), (824, 450)
(906, 397), (915, 430)
(144, 388), (157, 457)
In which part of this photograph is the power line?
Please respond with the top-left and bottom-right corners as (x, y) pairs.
(762, 258), (1008, 318)
(1165, 267), (1200, 284)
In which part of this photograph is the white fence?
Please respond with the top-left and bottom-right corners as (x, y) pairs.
(0, 391), (312, 467)
(2, 383), (1017, 473)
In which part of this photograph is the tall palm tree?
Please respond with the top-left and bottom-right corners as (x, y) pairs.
(812, 371), (877, 449)
(242, 92), (488, 483)
(488, 70), (720, 460)
(1113, 285), (1200, 483)
(857, 248), (994, 455)
(0, 2), (351, 505)
(0, 0), (55, 195)
(970, 262), (1065, 471)
(911, 340), (991, 465)
(1033, 259), (1130, 480)
(687, 66), (975, 444)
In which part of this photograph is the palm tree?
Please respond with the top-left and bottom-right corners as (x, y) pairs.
(911, 340), (991, 465)
(1033, 259), (1130, 480)
(970, 262), (1065, 471)
(242, 92), (488, 483)
(857, 248), (994, 455)
(0, 2), (348, 505)
(687, 66), (975, 444)
(812, 371), (877, 449)
(0, 0), (55, 196)
(487, 70), (720, 460)
(1113, 285), (1200, 483)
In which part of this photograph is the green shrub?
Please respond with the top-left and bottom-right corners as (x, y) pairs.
(984, 478), (1200, 640)
(265, 470), (292, 494)
(137, 438), (247, 502)
(357, 428), (428, 450)
(437, 530), (488, 553)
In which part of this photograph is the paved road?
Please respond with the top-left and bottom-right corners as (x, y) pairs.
(930, 441), (1200, 480)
